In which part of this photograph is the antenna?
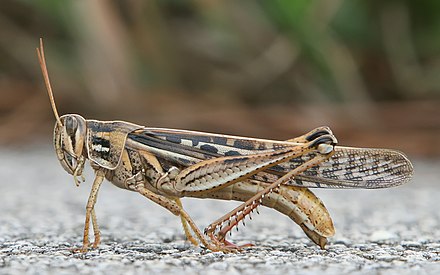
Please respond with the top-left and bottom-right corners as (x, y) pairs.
(36, 38), (63, 128)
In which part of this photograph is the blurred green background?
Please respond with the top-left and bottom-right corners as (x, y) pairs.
(0, 0), (439, 157)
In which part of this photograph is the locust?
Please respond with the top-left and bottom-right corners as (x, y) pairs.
(36, 39), (413, 253)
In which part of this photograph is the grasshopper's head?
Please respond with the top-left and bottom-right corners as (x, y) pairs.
(54, 114), (87, 177)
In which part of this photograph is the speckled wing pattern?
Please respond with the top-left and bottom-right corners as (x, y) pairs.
(128, 128), (413, 189)
(275, 147), (413, 189)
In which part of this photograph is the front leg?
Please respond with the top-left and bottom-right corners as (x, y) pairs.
(75, 169), (105, 253)
(91, 208), (100, 248)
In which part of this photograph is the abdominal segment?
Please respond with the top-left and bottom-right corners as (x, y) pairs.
(190, 180), (335, 248)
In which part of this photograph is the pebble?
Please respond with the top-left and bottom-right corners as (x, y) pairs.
(401, 241), (422, 248)
(370, 230), (398, 242)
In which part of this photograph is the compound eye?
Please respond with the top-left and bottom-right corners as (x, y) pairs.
(64, 152), (76, 172)
(65, 116), (78, 137)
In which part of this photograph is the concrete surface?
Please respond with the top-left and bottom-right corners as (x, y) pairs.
(0, 146), (439, 274)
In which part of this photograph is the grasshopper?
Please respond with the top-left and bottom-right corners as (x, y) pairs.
(36, 39), (413, 253)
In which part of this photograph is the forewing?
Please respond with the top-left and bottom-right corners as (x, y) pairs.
(128, 128), (413, 189)
(128, 128), (302, 193)
(127, 127), (291, 166)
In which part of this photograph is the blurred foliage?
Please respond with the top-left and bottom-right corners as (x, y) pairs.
(2, 0), (440, 102)
(0, 0), (439, 155)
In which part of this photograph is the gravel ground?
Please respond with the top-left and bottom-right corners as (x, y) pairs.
(0, 146), (439, 274)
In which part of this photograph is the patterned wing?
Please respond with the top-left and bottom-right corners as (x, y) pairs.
(272, 146), (413, 189)
(128, 128), (413, 189)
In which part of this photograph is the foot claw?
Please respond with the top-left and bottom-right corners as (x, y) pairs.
(205, 231), (253, 253)
(71, 240), (93, 253)
(72, 246), (89, 253)
(222, 239), (253, 250)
